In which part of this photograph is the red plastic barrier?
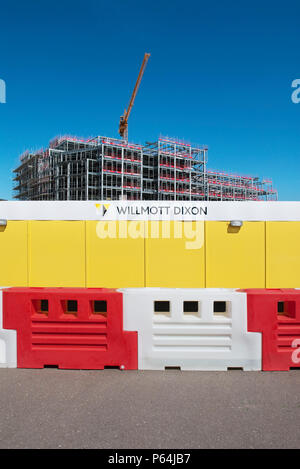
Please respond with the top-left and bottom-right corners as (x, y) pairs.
(3, 288), (137, 370)
(241, 289), (300, 371)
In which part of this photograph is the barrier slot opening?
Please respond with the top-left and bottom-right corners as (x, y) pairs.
(183, 301), (200, 317)
(93, 300), (107, 316)
(154, 301), (170, 317)
(214, 301), (231, 317)
(277, 301), (296, 318)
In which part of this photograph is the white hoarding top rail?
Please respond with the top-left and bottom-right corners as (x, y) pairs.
(0, 201), (300, 221)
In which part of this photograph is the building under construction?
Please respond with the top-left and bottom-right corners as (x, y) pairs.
(12, 53), (277, 202)
(13, 134), (277, 201)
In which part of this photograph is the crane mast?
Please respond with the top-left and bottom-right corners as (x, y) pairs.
(119, 53), (150, 141)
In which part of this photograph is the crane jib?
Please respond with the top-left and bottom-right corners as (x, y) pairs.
(119, 53), (151, 140)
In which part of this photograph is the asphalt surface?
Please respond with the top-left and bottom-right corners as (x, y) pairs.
(0, 369), (299, 449)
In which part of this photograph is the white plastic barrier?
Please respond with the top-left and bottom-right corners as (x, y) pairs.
(121, 288), (262, 371)
(0, 288), (17, 368)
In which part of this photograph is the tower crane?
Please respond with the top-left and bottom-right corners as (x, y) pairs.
(119, 53), (150, 142)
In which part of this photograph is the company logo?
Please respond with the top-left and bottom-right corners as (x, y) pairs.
(95, 203), (110, 217)
(291, 79), (300, 104)
(115, 205), (208, 217)
(0, 79), (6, 103)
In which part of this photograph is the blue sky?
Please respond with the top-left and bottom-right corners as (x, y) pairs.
(0, 0), (299, 200)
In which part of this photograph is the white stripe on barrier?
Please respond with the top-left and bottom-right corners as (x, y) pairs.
(0, 288), (17, 368)
(121, 288), (262, 371)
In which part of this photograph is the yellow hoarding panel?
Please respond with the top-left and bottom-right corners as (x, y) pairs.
(266, 222), (300, 288)
(0, 221), (28, 286)
(206, 221), (265, 288)
(86, 220), (145, 288)
(145, 221), (205, 288)
(28, 221), (86, 287)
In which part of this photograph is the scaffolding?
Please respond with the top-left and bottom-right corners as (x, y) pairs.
(205, 170), (277, 201)
(13, 134), (278, 201)
(143, 136), (207, 200)
(14, 148), (52, 200)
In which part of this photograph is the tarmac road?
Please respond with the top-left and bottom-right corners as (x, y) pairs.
(0, 369), (299, 449)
